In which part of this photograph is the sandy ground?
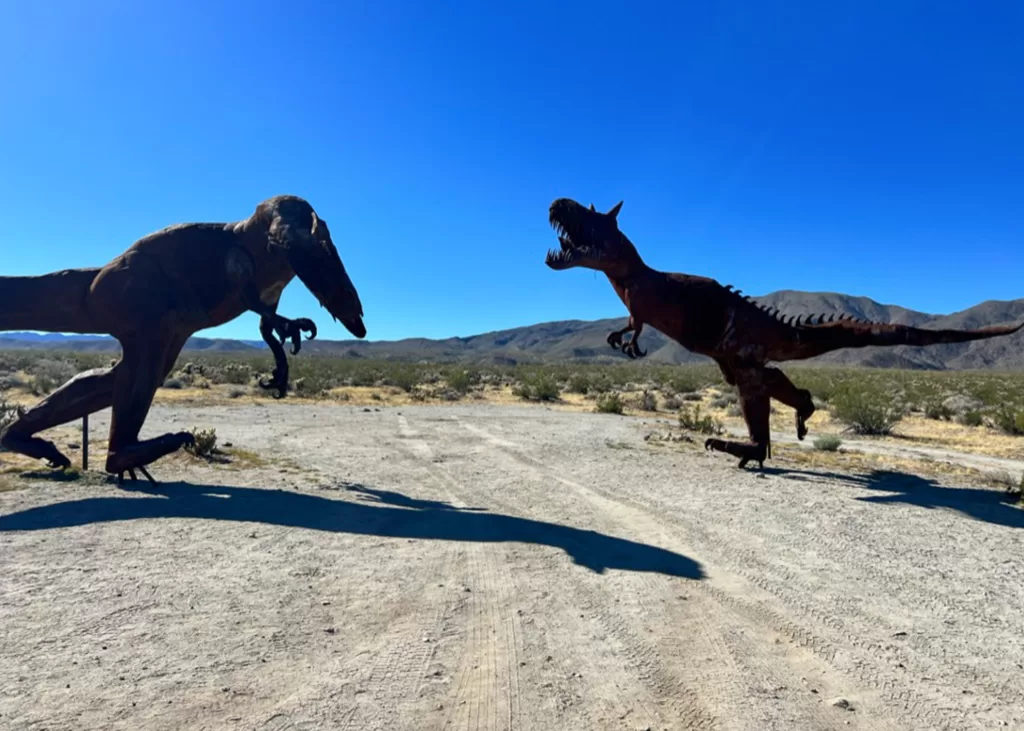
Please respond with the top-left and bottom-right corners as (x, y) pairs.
(2, 402), (1023, 731)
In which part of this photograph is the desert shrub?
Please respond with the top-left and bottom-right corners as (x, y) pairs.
(678, 404), (723, 435)
(28, 358), (79, 395)
(813, 434), (842, 452)
(0, 373), (29, 391)
(514, 374), (560, 402)
(682, 392), (703, 402)
(959, 410), (984, 428)
(661, 394), (682, 411)
(596, 393), (624, 414)
(726, 404), (742, 417)
(384, 366), (422, 393)
(162, 377), (185, 389)
(227, 387), (247, 399)
(186, 427), (218, 458)
(829, 382), (903, 436)
(637, 390), (657, 411)
(665, 371), (709, 395)
(218, 363), (253, 386)
(991, 405), (1024, 436)
(567, 373), (592, 394)
(924, 401), (954, 421)
(445, 369), (473, 394)
(0, 391), (22, 432)
(709, 392), (738, 409)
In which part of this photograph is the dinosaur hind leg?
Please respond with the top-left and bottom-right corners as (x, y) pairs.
(763, 366), (815, 440)
(0, 366), (119, 469)
(704, 371), (771, 469)
(104, 334), (194, 482)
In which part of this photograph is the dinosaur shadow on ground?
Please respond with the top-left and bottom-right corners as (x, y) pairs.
(0, 479), (705, 580)
(762, 466), (1024, 529)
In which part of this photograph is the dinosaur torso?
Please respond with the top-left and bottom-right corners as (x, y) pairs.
(607, 267), (794, 363)
(88, 222), (296, 333)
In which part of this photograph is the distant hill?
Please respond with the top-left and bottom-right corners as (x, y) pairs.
(1, 290), (1022, 370)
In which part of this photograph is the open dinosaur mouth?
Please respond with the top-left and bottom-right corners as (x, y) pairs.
(545, 219), (598, 270)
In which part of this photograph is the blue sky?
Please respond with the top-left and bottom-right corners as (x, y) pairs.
(2, 1), (1021, 342)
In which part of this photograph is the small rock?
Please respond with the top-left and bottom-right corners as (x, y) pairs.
(324, 628), (337, 635)
(68, 443), (80, 450)
(892, 631), (908, 638)
(829, 697), (853, 711)
(223, 441), (233, 448)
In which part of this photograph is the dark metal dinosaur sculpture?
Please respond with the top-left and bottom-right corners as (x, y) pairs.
(0, 195), (366, 482)
(545, 197), (1023, 469)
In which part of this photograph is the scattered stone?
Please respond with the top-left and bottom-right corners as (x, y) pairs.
(223, 441), (233, 448)
(829, 697), (853, 711)
(892, 631), (908, 638)
(324, 628), (337, 635)
(362, 408), (371, 413)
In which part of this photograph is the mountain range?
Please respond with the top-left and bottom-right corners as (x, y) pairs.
(2, 290), (1022, 370)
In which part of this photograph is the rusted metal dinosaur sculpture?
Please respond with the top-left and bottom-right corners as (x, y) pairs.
(0, 195), (366, 482)
(545, 197), (1023, 469)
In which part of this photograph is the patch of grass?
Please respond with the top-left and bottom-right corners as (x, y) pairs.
(678, 404), (723, 435)
(813, 434), (843, 452)
(596, 392), (624, 414)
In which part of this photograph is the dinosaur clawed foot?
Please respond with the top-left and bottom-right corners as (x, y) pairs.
(117, 465), (157, 487)
(0, 433), (72, 470)
(796, 413), (809, 441)
(704, 438), (767, 470)
(258, 367), (289, 400)
(622, 337), (646, 359)
(795, 401), (815, 441)
(607, 330), (626, 350)
(106, 431), (195, 485)
(269, 315), (317, 355)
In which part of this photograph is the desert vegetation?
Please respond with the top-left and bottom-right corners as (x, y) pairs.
(2, 348), (1024, 452)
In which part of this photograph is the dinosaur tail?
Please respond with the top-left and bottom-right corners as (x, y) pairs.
(800, 315), (1024, 355)
(0, 269), (105, 334)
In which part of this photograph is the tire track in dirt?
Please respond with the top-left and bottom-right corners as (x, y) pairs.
(524, 452), (977, 729)
(583, 469), (1014, 730)
(450, 415), (904, 731)
(251, 416), (463, 731)
(395, 414), (525, 731)
(446, 417), (728, 730)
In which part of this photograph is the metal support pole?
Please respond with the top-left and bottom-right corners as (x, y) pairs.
(82, 414), (89, 471)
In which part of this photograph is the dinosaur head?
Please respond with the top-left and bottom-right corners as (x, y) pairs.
(259, 195), (367, 339)
(546, 198), (642, 277)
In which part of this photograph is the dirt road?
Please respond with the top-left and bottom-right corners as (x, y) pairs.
(2, 403), (1022, 730)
